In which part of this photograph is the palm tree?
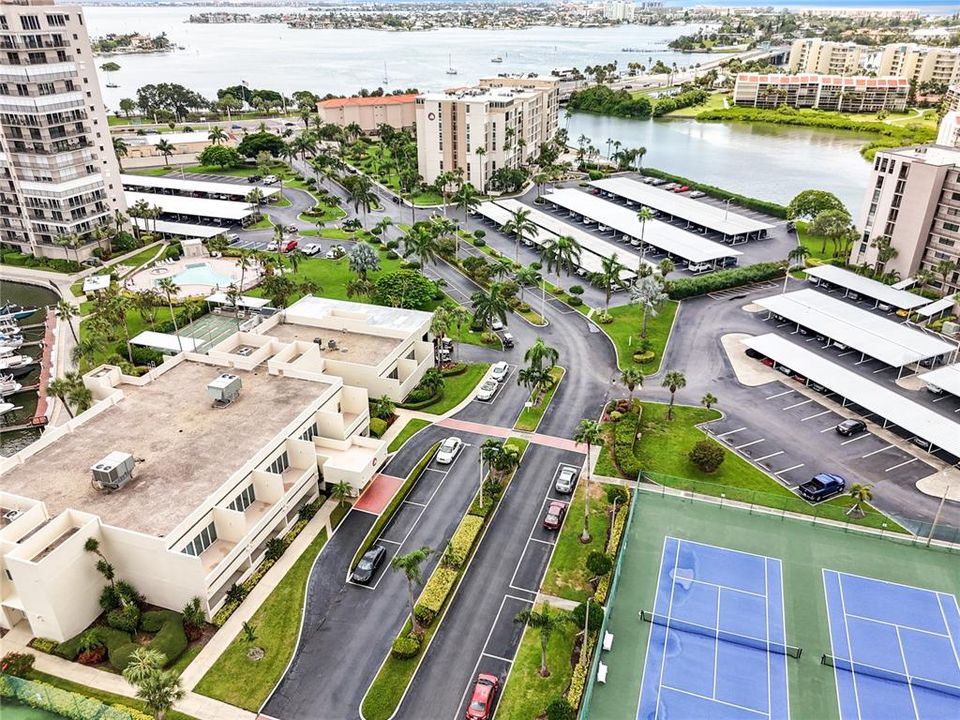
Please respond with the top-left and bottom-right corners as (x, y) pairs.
(272, 224), (287, 268)
(935, 260), (957, 292)
(524, 337), (559, 373)
(330, 480), (353, 508)
(599, 253), (626, 313)
(56, 300), (80, 345)
(48, 376), (76, 418)
(514, 602), (570, 677)
(348, 241), (381, 281)
(156, 277), (182, 352)
(701, 392), (718, 410)
(113, 137), (128, 171)
(658, 258), (674, 278)
(661, 370), (686, 420)
(447, 304), (471, 361)
(846, 483), (873, 518)
(574, 419), (602, 543)
(402, 224), (440, 267)
(155, 138), (175, 167)
(72, 334), (104, 368)
(347, 174), (375, 227)
(133, 668), (184, 720)
(391, 546), (433, 635)
(787, 244), (811, 270)
(430, 307), (450, 365)
(65, 370), (92, 413)
(122, 648), (166, 686)
(636, 207), (652, 252)
(207, 126), (227, 145)
(501, 207), (539, 264)
(541, 235), (582, 288)
(514, 266), (540, 306)
(621, 368), (643, 406)
(630, 275), (668, 339)
(471, 284), (509, 331)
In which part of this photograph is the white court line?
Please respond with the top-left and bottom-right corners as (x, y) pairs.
(935, 594), (960, 675)
(834, 574), (866, 720)
(894, 626), (921, 720)
(755, 451), (784, 462)
(735, 438), (765, 450)
(862, 445), (894, 458)
(801, 410), (832, 422)
(885, 458), (918, 472)
(844, 612), (951, 639)
(659, 686), (768, 717)
(841, 434), (870, 446)
(717, 427), (747, 438)
(783, 399), (812, 410)
(775, 463), (804, 475)
(766, 390), (793, 400)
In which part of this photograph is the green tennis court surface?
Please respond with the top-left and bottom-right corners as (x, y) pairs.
(586, 488), (959, 720)
(179, 313), (239, 352)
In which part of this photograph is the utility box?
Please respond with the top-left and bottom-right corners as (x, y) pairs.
(91, 451), (136, 492)
(208, 373), (242, 407)
(942, 321), (958, 337)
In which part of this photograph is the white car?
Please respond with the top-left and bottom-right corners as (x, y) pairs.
(325, 245), (346, 259)
(435, 436), (463, 465)
(491, 318), (504, 331)
(301, 243), (321, 256)
(226, 232), (240, 242)
(490, 361), (509, 383)
(262, 175), (279, 185)
(476, 379), (498, 401)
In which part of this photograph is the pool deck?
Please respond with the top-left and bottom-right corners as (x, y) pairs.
(124, 255), (261, 299)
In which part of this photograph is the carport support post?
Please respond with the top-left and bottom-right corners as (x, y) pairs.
(925, 485), (950, 547)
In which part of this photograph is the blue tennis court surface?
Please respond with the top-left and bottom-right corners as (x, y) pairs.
(638, 537), (790, 720)
(822, 570), (960, 720)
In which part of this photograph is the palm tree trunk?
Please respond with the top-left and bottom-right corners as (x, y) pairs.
(168, 299), (183, 352)
(668, 391), (675, 420)
(407, 580), (419, 634)
(540, 634), (549, 677)
(581, 448), (592, 542)
(57, 393), (74, 419)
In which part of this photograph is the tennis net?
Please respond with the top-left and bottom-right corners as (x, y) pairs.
(821, 655), (960, 699)
(639, 610), (802, 658)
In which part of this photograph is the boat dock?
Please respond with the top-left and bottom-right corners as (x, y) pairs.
(1, 309), (53, 433)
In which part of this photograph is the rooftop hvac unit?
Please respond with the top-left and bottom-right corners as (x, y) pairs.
(91, 451), (136, 493)
(208, 373), (242, 408)
(942, 321), (958, 337)
(2, 508), (21, 523)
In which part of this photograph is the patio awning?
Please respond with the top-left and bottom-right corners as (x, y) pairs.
(130, 331), (199, 353)
(205, 292), (270, 309)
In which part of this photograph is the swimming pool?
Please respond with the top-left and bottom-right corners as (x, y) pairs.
(167, 262), (235, 288)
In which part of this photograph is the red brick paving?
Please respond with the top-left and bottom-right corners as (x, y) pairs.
(354, 473), (405, 514)
(437, 418), (584, 453)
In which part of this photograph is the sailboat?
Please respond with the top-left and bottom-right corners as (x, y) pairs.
(491, 55), (503, 63)
(383, 61), (389, 85)
(446, 54), (458, 76)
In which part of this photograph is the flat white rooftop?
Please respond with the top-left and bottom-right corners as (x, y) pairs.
(544, 189), (741, 264)
(756, 289), (955, 368)
(206, 292), (270, 309)
(745, 333), (960, 458)
(919, 363), (960, 397)
(121, 173), (280, 200)
(916, 295), (957, 319)
(125, 191), (254, 222)
(130, 331), (200, 353)
(591, 176), (774, 236)
(804, 264), (930, 310)
(286, 296), (430, 334)
(131, 218), (227, 239)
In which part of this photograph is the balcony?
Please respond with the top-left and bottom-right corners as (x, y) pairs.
(199, 537), (238, 574)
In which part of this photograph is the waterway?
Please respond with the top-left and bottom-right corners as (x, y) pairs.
(566, 113), (872, 213)
(1, 281), (58, 457)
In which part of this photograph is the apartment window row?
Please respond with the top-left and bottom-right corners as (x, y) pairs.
(227, 484), (256, 513)
(300, 423), (319, 442)
(181, 521), (217, 556)
(266, 451), (289, 475)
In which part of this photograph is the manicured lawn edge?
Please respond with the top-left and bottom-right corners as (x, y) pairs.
(400, 363), (490, 415)
(514, 366), (565, 432)
(602, 300), (679, 373)
(194, 527), (330, 711)
(359, 438), (531, 720)
(387, 418), (432, 454)
(350, 443), (439, 571)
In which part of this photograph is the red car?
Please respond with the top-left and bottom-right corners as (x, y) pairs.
(273, 239), (298, 253)
(466, 673), (499, 720)
(674, 185), (690, 193)
(543, 501), (566, 530)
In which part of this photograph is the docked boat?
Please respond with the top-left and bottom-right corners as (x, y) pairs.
(491, 56), (503, 63)
(0, 334), (23, 350)
(0, 303), (36, 321)
(0, 354), (37, 378)
(446, 54), (458, 75)
(0, 375), (22, 398)
(0, 402), (20, 418)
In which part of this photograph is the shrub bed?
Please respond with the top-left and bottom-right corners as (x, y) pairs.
(0, 675), (152, 720)
(445, 515), (484, 569)
(612, 410), (642, 480)
(639, 168), (788, 219)
(667, 262), (785, 299)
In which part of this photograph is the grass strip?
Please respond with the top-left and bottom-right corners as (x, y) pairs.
(350, 443), (439, 571)
(402, 363), (490, 415)
(387, 418), (432, 453)
(602, 300), (678, 373)
(514, 366), (565, 432)
(193, 527), (329, 711)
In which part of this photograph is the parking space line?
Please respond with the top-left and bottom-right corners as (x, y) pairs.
(508, 583), (539, 595)
(840, 434), (871, 445)
(775, 463), (804, 474)
(716, 426), (746, 437)
(801, 410), (832, 422)
(481, 652), (514, 664)
(885, 457), (918, 472)
(765, 390), (793, 400)
(872, 366), (893, 374)
(783, 399), (813, 410)
(931, 395), (949, 403)
(376, 538), (401, 545)
(838, 351), (854, 357)
(754, 451), (784, 462)
(862, 445), (894, 458)
(402, 499), (427, 508)
(854, 358), (871, 366)
(820, 425), (838, 433)
(529, 537), (556, 547)
(734, 438), (765, 450)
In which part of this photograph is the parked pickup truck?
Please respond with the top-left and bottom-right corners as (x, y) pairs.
(798, 473), (846, 502)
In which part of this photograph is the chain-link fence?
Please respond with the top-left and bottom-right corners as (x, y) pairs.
(0, 674), (150, 720)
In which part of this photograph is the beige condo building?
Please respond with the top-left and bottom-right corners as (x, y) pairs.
(788, 39), (863, 75)
(878, 44), (960, 87)
(0, 0), (125, 260)
(416, 76), (560, 191)
(733, 73), (908, 113)
(852, 144), (960, 295)
(316, 93), (418, 135)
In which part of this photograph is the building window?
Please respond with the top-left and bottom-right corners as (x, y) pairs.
(300, 423), (319, 442)
(20, 15), (41, 30)
(267, 451), (289, 475)
(227, 484), (256, 512)
(944, 222), (960, 233)
(181, 521), (217, 556)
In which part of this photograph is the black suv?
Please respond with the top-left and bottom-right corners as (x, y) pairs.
(835, 419), (866, 437)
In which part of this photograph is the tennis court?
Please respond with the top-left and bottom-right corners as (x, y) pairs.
(179, 313), (238, 352)
(822, 570), (960, 720)
(638, 538), (790, 720)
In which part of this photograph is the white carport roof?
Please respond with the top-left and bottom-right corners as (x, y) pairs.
(125, 191), (254, 221)
(591, 176), (774, 236)
(745, 333), (960, 458)
(544, 189), (740, 264)
(916, 295), (957, 319)
(494, 198), (642, 277)
(756, 289), (955, 368)
(919, 363), (960, 397)
(804, 264), (930, 310)
(206, 292), (270, 309)
(82, 275), (110, 293)
(130, 331), (199, 353)
(121, 173), (280, 200)
(131, 217), (227, 239)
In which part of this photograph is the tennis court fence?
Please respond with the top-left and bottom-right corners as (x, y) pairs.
(820, 654), (960, 699)
(639, 610), (803, 659)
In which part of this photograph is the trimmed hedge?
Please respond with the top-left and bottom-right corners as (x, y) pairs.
(612, 411), (642, 480)
(667, 262), (785, 300)
(445, 515), (484, 569)
(639, 168), (788, 219)
(414, 567), (458, 625)
(0, 675), (152, 720)
(566, 634), (597, 711)
(370, 417), (388, 438)
(143, 611), (187, 666)
(390, 634), (422, 660)
(350, 443), (439, 570)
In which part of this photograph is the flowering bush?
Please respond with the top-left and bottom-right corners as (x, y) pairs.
(1, 651), (34, 677)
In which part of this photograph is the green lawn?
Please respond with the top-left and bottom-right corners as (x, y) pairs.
(387, 417), (432, 453)
(602, 300), (679, 373)
(123, 166), (173, 177)
(79, 305), (176, 367)
(194, 527), (329, 711)
(664, 91), (729, 118)
(497, 611), (580, 720)
(407, 363), (490, 415)
(247, 215), (273, 230)
(27, 670), (198, 720)
(795, 220), (850, 263)
(603, 402), (904, 532)
(107, 243), (166, 275)
(540, 478), (617, 604)
(514, 366), (565, 432)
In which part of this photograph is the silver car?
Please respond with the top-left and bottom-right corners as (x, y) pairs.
(555, 466), (578, 494)
(490, 361), (509, 383)
(476, 379), (498, 401)
(435, 436), (463, 464)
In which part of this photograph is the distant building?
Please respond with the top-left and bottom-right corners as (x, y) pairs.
(602, 1), (635, 22)
(416, 76), (560, 191)
(945, 83), (960, 112)
(118, 131), (237, 169)
(878, 44), (960, 87)
(733, 74), (908, 113)
(0, 0), (126, 261)
(788, 39), (863, 75)
(936, 112), (960, 149)
(316, 93), (418, 135)
(852, 144), (960, 295)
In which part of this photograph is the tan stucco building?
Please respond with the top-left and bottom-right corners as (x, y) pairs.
(316, 93), (417, 134)
(788, 39), (863, 75)
(878, 44), (960, 87)
(733, 73), (908, 112)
